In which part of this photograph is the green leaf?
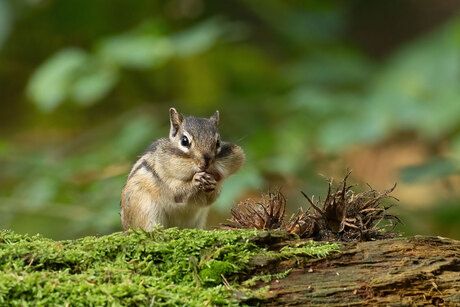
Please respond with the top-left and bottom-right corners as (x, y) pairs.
(318, 115), (386, 153)
(27, 48), (88, 112)
(70, 62), (118, 106)
(285, 49), (373, 85)
(172, 18), (225, 57)
(400, 158), (460, 183)
(98, 35), (174, 69)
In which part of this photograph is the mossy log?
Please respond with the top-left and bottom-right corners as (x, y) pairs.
(0, 229), (338, 306)
(245, 236), (460, 306)
(1, 229), (458, 306)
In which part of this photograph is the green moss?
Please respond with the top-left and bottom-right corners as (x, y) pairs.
(0, 229), (339, 306)
(279, 241), (341, 259)
(242, 268), (293, 287)
(200, 260), (235, 286)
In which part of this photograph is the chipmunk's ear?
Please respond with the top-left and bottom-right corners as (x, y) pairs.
(210, 110), (219, 126)
(169, 108), (183, 137)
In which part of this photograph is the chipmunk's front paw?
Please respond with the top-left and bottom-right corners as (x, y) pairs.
(193, 172), (217, 192)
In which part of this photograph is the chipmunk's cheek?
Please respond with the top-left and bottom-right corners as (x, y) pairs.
(207, 168), (222, 181)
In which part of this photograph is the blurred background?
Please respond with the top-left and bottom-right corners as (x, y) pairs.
(0, 0), (459, 240)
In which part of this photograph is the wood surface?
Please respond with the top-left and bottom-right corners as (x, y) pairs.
(243, 236), (459, 306)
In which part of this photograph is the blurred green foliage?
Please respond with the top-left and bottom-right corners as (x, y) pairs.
(26, 18), (233, 111)
(0, 0), (459, 239)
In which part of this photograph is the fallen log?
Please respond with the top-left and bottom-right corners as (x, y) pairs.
(1, 229), (459, 305)
(244, 235), (460, 306)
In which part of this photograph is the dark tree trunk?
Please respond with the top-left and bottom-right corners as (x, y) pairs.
(244, 236), (460, 306)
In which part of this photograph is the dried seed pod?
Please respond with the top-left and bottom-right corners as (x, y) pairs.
(220, 171), (400, 242)
(295, 170), (400, 241)
(222, 190), (286, 231)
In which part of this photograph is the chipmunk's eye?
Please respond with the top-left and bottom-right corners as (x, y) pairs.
(181, 135), (190, 148)
(216, 139), (221, 148)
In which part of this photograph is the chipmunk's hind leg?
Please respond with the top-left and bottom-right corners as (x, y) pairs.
(121, 180), (167, 231)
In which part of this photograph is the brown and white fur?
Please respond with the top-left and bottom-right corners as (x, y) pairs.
(120, 108), (245, 230)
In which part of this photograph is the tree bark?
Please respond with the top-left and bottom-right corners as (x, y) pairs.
(245, 236), (460, 306)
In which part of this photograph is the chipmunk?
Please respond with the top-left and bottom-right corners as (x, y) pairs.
(120, 108), (245, 230)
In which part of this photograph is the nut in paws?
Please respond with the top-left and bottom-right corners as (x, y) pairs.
(194, 172), (216, 191)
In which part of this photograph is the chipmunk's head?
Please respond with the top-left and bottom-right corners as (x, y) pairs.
(169, 108), (221, 172)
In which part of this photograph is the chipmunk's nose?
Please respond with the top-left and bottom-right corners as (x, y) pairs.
(199, 154), (212, 170)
